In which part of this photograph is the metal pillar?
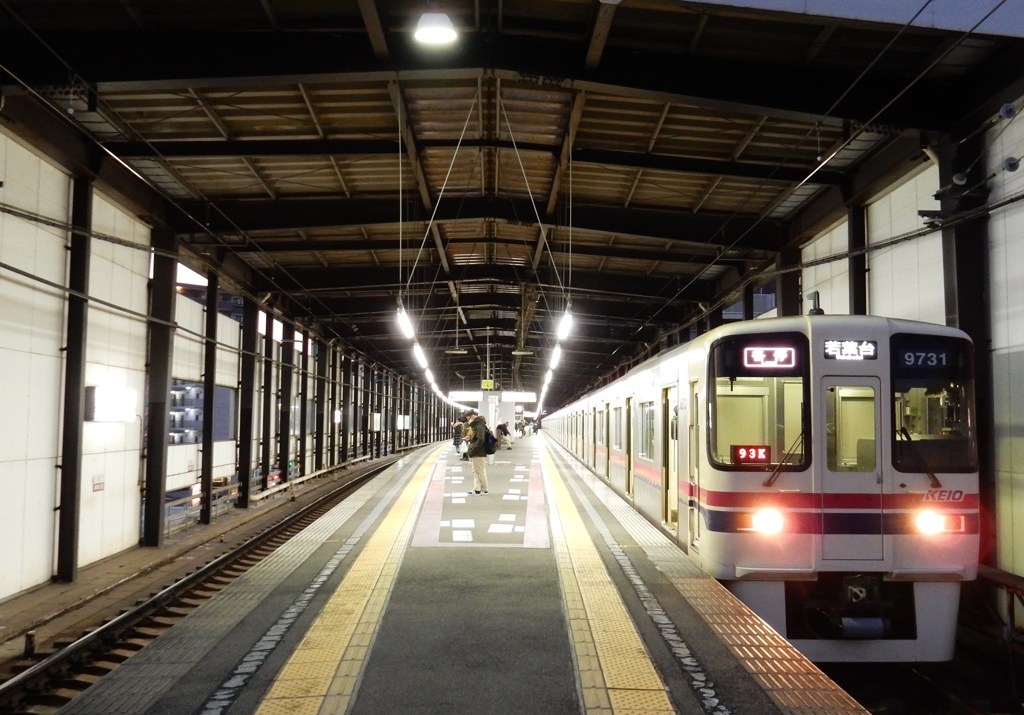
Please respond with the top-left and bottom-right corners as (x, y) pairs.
(199, 272), (218, 524)
(939, 132), (994, 564)
(56, 176), (92, 582)
(279, 323), (295, 481)
(775, 247), (802, 316)
(341, 352), (352, 462)
(142, 229), (177, 545)
(327, 343), (338, 466)
(260, 324), (274, 489)
(236, 299), (258, 508)
(297, 329), (308, 475)
(313, 338), (326, 470)
(848, 205), (867, 315)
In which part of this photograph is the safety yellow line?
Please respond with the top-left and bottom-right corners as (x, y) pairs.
(254, 448), (441, 715)
(541, 449), (676, 714)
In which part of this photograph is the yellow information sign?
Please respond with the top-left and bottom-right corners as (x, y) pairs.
(481, 379), (494, 390)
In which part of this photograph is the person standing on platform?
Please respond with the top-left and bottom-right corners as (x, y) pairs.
(496, 420), (512, 450)
(465, 409), (489, 494)
(460, 412), (472, 461)
(452, 419), (464, 455)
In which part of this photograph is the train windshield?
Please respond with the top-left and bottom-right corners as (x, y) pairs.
(891, 334), (977, 473)
(708, 332), (809, 471)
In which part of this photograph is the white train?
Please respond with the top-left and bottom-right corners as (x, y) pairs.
(543, 313), (979, 662)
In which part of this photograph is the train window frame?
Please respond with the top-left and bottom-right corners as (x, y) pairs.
(890, 333), (978, 474)
(638, 401), (656, 460)
(707, 332), (810, 472)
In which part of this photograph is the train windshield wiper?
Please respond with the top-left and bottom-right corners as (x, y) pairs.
(898, 426), (942, 488)
(763, 430), (804, 487)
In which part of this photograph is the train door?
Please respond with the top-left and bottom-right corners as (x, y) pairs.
(591, 406), (597, 469)
(687, 380), (701, 550)
(821, 376), (883, 561)
(625, 396), (634, 497)
(662, 385), (678, 528)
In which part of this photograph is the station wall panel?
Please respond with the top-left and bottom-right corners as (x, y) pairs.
(0, 127), (68, 600)
(865, 164), (944, 322)
(985, 98), (1024, 584)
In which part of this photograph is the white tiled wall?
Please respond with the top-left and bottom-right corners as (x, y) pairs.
(800, 218), (850, 315)
(0, 125), (324, 600)
(985, 101), (1024, 578)
(865, 164), (945, 323)
(800, 164), (944, 322)
(80, 192), (150, 566)
(0, 128), (69, 599)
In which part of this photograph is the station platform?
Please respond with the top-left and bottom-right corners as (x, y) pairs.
(2, 434), (867, 714)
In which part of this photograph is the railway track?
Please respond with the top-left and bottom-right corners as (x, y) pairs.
(0, 461), (394, 714)
(822, 618), (1024, 714)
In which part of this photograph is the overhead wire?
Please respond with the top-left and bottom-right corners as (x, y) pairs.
(596, 0), (1011, 372)
(403, 93), (478, 296)
(0, 0), (405, 370)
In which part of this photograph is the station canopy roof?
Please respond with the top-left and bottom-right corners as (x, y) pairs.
(1, 0), (1022, 411)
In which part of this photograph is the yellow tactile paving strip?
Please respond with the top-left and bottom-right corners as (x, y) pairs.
(666, 574), (867, 713)
(254, 448), (442, 715)
(568, 449), (870, 715)
(541, 449), (676, 715)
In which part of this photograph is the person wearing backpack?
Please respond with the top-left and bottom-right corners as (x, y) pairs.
(465, 409), (490, 495)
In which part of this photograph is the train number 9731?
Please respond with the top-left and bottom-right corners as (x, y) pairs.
(905, 348), (950, 364)
(899, 348), (952, 367)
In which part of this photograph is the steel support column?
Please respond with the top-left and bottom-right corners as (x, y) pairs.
(314, 337), (327, 471)
(297, 328), (308, 475)
(142, 229), (177, 545)
(199, 272), (218, 524)
(327, 343), (338, 465)
(939, 133), (995, 563)
(775, 247), (802, 316)
(742, 284), (754, 320)
(236, 298), (258, 508)
(260, 325), (274, 489)
(341, 352), (352, 461)
(362, 359), (369, 458)
(279, 323), (295, 481)
(56, 175), (92, 582)
(848, 205), (867, 314)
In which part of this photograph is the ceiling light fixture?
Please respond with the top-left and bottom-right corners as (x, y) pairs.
(396, 300), (415, 339)
(557, 306), (574, 341)
(550, 344), (562, 369)
(415, 11), (457, 45)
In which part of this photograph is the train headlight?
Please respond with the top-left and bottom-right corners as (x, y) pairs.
(751, 508), (784, 534)
(915, 510), (964, 534)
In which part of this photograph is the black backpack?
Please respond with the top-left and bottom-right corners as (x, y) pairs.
(484, 428), (497, 455)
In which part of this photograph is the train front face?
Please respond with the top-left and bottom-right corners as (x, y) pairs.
(703, 316), (979, 662)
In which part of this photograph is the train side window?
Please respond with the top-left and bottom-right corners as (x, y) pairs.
(638, 401), (656, 459)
